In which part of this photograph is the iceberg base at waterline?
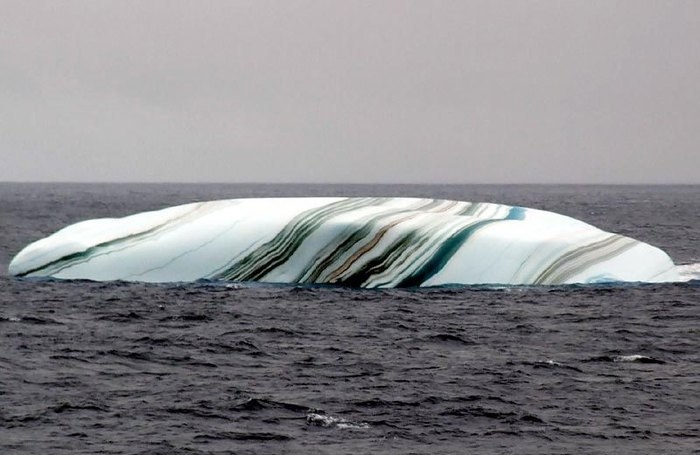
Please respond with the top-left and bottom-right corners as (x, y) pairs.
(8, 197), (679, 287)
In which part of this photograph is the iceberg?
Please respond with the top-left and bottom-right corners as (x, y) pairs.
(8, 197), (679, 287)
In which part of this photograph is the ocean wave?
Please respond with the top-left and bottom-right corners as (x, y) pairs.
(306, 412), (370, 429)
(675, 262), (700, 282)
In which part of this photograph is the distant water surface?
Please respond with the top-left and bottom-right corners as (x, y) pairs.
(1, 183), (698, 455)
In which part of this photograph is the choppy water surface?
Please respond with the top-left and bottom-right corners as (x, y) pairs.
(1, 183), (698, 454)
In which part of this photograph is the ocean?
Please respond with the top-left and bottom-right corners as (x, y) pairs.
(1, 183), (698, 454)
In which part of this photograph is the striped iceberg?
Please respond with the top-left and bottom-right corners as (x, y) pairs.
(8, 197), (678, 287)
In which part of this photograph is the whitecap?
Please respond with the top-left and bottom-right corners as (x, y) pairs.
(613, 354), (647, 362)
(306, 412), (369, 429)
(675, 262), (700, 282)
(612, 354), (664, 364)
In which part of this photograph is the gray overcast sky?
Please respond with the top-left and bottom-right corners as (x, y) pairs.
(0, 1), (698, 184)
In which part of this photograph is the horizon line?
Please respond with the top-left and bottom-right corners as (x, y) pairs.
(0, 180), (698, 186)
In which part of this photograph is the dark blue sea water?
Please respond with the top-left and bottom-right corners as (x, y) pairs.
(1, 183), (698, 454)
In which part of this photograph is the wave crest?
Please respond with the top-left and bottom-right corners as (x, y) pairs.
(675, 262), (700, 282)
